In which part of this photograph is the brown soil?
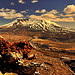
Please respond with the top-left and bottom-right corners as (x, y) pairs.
(0, 33), (75, 75)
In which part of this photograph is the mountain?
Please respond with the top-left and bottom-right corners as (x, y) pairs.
(0, 18), (73, 33)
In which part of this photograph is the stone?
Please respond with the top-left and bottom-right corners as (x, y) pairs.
(28, 54), (35, 60)
(34, 71), (40, 75)
(0, 71), (3, 75)
(4, 73), (18, 75)
(30, 62), (41, 67)
(60, 57), (71, 63)
(40, 64), (45, 67)
(0, 55), (2, 58)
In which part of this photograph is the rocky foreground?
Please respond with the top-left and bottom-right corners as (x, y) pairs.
(0, 49), (75, 75)
(0, 34), (75, 75)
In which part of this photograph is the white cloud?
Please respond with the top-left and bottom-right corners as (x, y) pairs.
(59, 14), (65, 17)
(5, 9), (11, 11)
(29, 15), (45, 20)
(65, 14), (75, 17)
(41, 13), (57, 19)
(3, 13), (24, 19)
(0, 12), (7, 16)
(29, 14), (75, 22)
(35, 10), (40, 13)
(0, 8), (24, 19)
(10, 2), (15, 5)
(40, 10), (58, 19)
(18, 0), (25, 4)
(0, 8), (11, 12)
(29, 10), (58, 21)
(31, 0), (38, 3)
(53, 17), (75, 22)
(35, 9), (46, 13)
(63, 5), (75, 21)
(30, 9), (58, 21)
(29, 8), (75, 22)
(47, 10), (59, 14)
(41, 9), (46, 13)
(20, 11), (27, 14)
(29, 14), (56, 21)
(0, 8), (5, 11)
(9, 9), (16, 13)
(64, 5), (75, 13)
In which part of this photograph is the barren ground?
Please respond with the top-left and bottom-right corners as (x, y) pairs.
(0, 33), (75, 75)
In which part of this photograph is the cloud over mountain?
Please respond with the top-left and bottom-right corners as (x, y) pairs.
(29, 14), (75, 22)
(20, 11), (27, 14)
(64, 5), (75, 13)
(35, 9), (46, 13)
(29, 9), (59, 21)
(47, 10), (59, 14)
(29, 5), (75, 22)
(29, 9), (75, 22)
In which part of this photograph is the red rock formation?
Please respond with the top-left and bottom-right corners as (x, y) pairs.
(0, 37), (33, 58)
(0, 36), (36, 75)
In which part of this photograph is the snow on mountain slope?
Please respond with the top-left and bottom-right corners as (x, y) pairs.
(0, 18), (73, 32)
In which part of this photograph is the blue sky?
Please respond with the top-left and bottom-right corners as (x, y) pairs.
(0, 0), (75, 28)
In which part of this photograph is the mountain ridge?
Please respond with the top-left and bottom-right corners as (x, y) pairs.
(0, 18), (74, 33)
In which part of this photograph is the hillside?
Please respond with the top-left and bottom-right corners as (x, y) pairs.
(0, 34), (75, 75)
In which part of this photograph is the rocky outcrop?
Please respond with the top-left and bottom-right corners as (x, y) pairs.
(0, 36), (36, 75)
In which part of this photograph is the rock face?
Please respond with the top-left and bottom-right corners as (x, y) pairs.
(0, 36), (36, 75)
(0, 18), (72, 33)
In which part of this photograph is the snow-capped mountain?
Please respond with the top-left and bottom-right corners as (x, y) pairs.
(0, 18), (73, 32)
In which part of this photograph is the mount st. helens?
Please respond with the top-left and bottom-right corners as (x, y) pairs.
(0, 18), (73, 32)
(0, 18), (75, 42)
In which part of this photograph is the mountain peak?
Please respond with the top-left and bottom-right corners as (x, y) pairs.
(0, 18), (73, 33)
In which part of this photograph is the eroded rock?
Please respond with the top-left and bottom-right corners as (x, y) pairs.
(0, 36), (36, 75)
